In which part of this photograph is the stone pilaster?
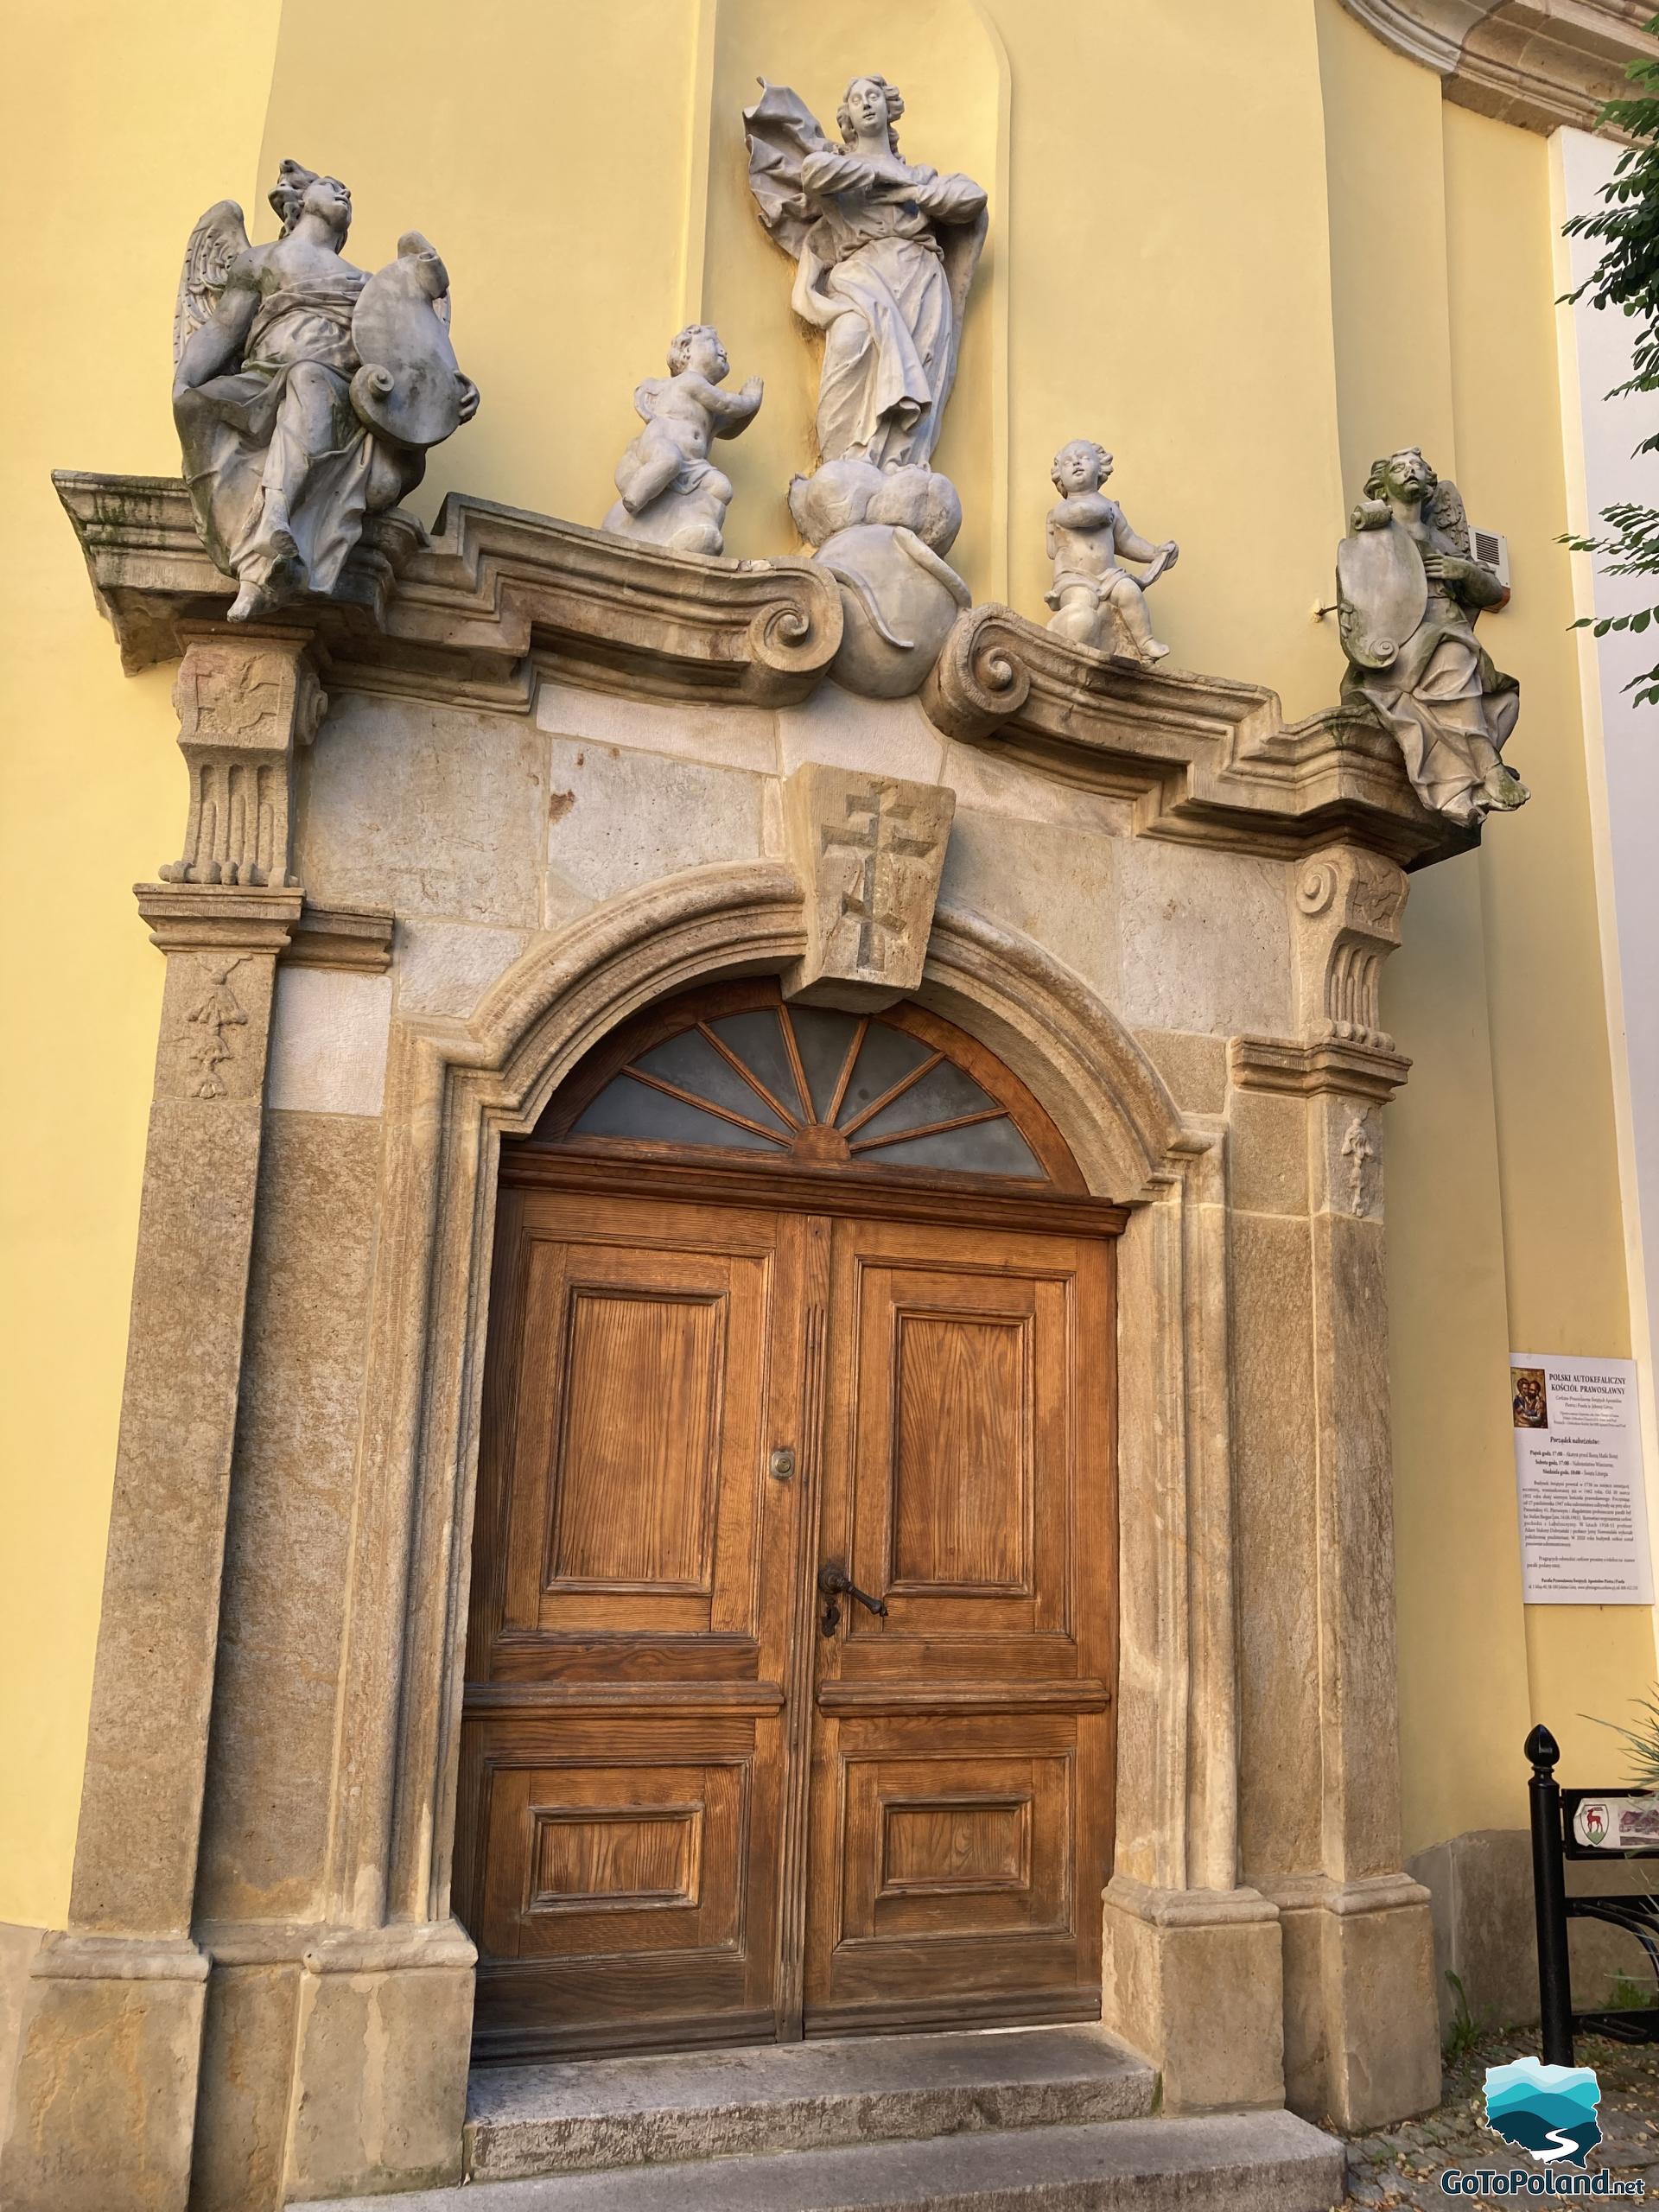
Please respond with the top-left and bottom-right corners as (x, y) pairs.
(1, 634), (315, 2212)
(1230, 842), (1439, 2133)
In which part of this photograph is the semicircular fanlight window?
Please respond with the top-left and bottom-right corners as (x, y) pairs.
(567, 1002), (1045, 1179)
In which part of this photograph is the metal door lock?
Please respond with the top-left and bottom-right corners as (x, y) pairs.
(817, 1562), (888, 1634)
(769, 1446), (796, 1482)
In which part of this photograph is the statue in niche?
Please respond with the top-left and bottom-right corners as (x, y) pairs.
(744, 75), (987, 471)
(173, 161), (480, 623)
(1336, 447), (1527, 825)
(601, 325), (763, 556)
(1044, 441), (1179, 664)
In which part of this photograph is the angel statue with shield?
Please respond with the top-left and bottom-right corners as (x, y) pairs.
(172, 161), (480, 623)
(744, 74), (987, 471)
(1335, 447), (1527, 827)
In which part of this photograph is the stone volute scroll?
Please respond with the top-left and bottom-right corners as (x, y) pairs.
(1045, 440), (1179, 664)
(601, 325), (763, 556)
(1335, 446), (1527, 826)
(172, 159), (480, 624)
(745, 74), (987, 700)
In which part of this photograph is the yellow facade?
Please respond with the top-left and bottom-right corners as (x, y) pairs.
(0, 0), (1645, 1940)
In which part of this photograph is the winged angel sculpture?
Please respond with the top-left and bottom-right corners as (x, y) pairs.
(745, 76), (986, 471)
(173, 161), (479, 622)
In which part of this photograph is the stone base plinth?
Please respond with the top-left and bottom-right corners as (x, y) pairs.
(1276, 1874), (1439, 2130)
(1101, 1876), (1286, 2113)
(283, 1930), (474, 2203)
(0, 1936), (208, 2212)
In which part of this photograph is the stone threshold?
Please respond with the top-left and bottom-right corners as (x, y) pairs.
(306, 2108), (1343, 2210)
(467, 2023), (1154, 2178)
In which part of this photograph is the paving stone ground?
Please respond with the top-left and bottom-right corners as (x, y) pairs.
(1341, 2030), (1659, 2206)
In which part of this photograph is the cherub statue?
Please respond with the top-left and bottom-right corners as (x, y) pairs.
(1044, 441), (1179, 664)
(1336, 447), (1526, 825)
(172, 161), (480, 623)
(744, 75), (987, 470)
(601, 325), (762, 556)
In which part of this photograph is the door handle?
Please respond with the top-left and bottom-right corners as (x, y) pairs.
(817, 1562), (888, 1634)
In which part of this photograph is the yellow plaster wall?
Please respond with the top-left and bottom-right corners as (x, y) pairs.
(1306, 1), (1542, 1854)
(0, 0), (283, 1930)
(0, 0), (1645, 1924)
(1443, 104), (1647, 1783)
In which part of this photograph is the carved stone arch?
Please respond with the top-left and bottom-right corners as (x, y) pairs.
(330, 859), (1244, 2027)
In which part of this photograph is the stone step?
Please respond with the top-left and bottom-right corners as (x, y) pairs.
(310, 2111), (1344, 2211)
(466, 2024), (1156, 2180)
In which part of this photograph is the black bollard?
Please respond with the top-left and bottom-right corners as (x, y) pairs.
(1527, 1724), (1574, 2065)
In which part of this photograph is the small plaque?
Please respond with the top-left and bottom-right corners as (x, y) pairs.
(1572, 1796), (1659, 1851)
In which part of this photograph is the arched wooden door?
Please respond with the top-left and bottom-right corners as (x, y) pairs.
(455, 982), (1121, 2061)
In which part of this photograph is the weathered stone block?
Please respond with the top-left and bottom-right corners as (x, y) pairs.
(1279, 1882), (1439, 2130)
(283, 1962), (473, 2201)
(783, 762), (953, 1009)
(1, 1951), (207, 2212)
(189, 1963), (300, 2212)
(1101, 1878), (1286, 2113)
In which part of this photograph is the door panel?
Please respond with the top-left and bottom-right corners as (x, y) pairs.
(458, 1191), (805, 2060)
(805, 1217), (1115, 2034)
(460, 1179), (1116, 2060)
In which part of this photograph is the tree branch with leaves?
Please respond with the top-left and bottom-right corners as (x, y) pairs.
(1561, 16), (1659, 708)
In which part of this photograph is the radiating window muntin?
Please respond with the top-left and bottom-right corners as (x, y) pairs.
(551, 995), (1048, 1182)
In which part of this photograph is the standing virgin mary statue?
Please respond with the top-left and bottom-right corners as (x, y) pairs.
(745, 75), (987, 470)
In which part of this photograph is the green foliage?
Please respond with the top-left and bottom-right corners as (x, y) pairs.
(1560, 16), (1659, 704)
(1605, 1970), (1659, 2012)
(1583, 1688), (1659, 1789)
(1445, 1970), (1488, 2062)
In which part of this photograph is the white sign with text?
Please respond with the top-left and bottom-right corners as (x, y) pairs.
(1511, 1353), (1651, 1604)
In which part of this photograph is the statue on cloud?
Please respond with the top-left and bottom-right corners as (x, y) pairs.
(172, 161), (479, 623)
(1336, 447), (1527, 826)
(745, 74), (987, 696)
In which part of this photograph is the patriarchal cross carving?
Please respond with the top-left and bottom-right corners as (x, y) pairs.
(822, 784), (941, 972)
(784, 764), (955, 1011)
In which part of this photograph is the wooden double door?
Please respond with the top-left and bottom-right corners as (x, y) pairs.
(457, 1173), (1116, 2060)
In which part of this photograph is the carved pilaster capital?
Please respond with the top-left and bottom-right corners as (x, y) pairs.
(135, 882), (304, 956)
(782, 763), (955, 1010)
(1291, 844), (1408, 1055)
(1230, 1034), (1412, 1103)
(159, 628), (326, 892)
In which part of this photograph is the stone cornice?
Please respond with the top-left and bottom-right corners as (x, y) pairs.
(54, 472), (843, 713)
(1339, 0), (1659, 136)
(922, 603), (1466, 870)
(59, 472), (1463, 873)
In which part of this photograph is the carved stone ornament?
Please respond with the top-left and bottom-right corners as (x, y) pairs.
(1045, 441), (1179, 666)
(783, 761), (955, 1009)
(162, 632), (326, 887)
(1335, 448), (1526, 829)
(55, 473), (842, 711)
(602, 326), (762, 557)
(1338, 0), (1659, 137)
(1341, 1111), (1379, 1217)
(790, 459), (972, 699)
(172, 160), (479, 624)
(1293, 845), (1409, 1052)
